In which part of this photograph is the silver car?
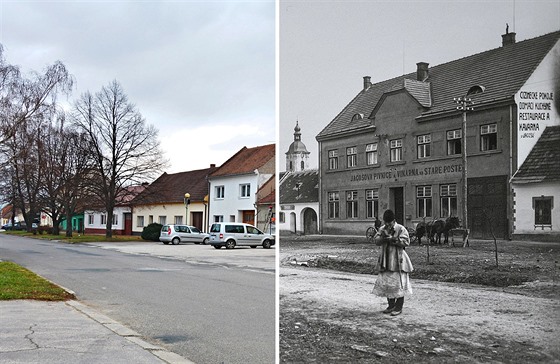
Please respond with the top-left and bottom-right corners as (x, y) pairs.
(209, 222), (275, 249)
(160, 225), (210, 245)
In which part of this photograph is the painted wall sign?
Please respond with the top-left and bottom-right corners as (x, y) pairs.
(349, 163), (462, 183)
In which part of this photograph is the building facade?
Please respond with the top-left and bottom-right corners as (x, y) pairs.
(316, 30), (560, 239)
(208, 144), (275, 230)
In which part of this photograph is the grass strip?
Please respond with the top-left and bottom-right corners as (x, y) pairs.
(0, 261), (75, 301)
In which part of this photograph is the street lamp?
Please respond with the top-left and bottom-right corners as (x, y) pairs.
(184, 193), (191, 225)
(454, 85), (485, 247)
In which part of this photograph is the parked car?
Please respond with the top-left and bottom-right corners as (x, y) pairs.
(159, 225), (210, 245)
(1, 222), (28, 231)
(209, 222), (275, 249)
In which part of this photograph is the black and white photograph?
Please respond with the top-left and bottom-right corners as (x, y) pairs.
(279, 1), (560, 363)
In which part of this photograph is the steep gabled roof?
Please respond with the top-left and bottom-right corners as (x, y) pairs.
(317, 30), (560, 139)
(132, 166), (217, 205)
(511, 126), (560, 183)
(210, 144), (275, 178)
(279, 170), (319, 204)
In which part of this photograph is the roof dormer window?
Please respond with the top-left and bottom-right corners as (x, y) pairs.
(352, 113), (364, 121)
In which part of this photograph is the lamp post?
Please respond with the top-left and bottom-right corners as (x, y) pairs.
(454, 85), (485, 247)
(184, 193), (191, 225)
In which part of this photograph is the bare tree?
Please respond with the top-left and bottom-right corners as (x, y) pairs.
(39, 113), (96, 236)
(72, 80), (166, 238)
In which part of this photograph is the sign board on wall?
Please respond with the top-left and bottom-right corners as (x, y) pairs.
(514, 42), (560, 167)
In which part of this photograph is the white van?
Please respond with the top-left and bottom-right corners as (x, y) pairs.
(209, 222), (275, 249)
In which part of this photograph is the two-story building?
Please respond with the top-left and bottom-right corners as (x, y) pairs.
(208, 144), (275, 231)
(315, 30), (560, 240)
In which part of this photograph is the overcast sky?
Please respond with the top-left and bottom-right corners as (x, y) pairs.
(280, 0), (560, 171)
(0, 0), (275, 174)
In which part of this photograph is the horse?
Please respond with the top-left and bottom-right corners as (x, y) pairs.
(426, 216), (460, 244)
(413, 222), (427, 245)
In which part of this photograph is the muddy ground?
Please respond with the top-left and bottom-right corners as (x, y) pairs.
(279, 235), (560, 363)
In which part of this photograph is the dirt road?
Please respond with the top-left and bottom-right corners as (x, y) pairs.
(280, 263), (560, 363)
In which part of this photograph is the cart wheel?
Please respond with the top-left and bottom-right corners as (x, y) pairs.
(366, 227), (376, 243)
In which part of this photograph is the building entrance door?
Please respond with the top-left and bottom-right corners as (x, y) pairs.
(242, 210), (255, 225)
(191, 212), (203, 231)
(389, 187), (405, 224)
(303, 208), (318, 235)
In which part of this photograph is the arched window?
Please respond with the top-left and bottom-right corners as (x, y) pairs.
(301, 161), (305, 170)
(352, 113), (364, 121)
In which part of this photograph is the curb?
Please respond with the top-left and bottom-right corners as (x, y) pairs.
(66, 300), (196, 364)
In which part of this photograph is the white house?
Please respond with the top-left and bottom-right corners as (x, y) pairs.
(208, 144), (275, 229)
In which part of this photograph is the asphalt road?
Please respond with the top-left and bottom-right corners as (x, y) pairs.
(0, 234), (276, 364)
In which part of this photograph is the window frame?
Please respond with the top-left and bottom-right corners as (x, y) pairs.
(416, 185), (433, 218)
(346, 146), (357, 168)
(136, 215), (144, 228)
(390, 139), (403, 162)
(480, 123), (498, 151)
(366, 143), (378, 165)
(215, 185), (225, 199)
(533, 196), (553, 227)
(447, 129), (462, 156)
(440, 184), (458, 218)
(240, 183), (251, 198)
(417, 134), (431, 159)
(328, 191), (340, 219)
(366, 189), (379, 219)
(346, 190), (358, 219)
(328, 149), (339, 170)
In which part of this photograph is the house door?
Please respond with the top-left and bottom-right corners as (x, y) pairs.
(124, 213), (132, 235)
(389, 187), (405, 224)
(191, 212), (203, 231)
(303, 208), (318, 235)
(290, 212), (296, 233)
(242, 210), (255, 225)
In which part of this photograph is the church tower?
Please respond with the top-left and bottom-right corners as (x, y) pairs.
(285, 121), (310, 172)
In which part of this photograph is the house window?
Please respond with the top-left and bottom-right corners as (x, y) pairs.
(112, 214), (118, 226)
(137, 216), (144, 227)
(328, 191), (340, 219)
(279, 212), (285, 223)
(346, 147), (357, 168)
(240, 184), (251, 198)
(174, 216), (183, 225)
(159, 216), (166, 225)
(480, 123), (498, 151)
(301, 161), (305, 170)
(366, 143), (378, 165)
(215, 185), (225, 199)
(417, 186), (432, 218)
(148, 215), (154, 224)
(366, 189), (379, 219)
(440, 184), (458, 217)
(346, 191), (358, 218)
(447, 129), (462, 155)
(88, 214), (94, 225)
(214, 215), (223, 223)
(533, 196), (553, 226)
(417, 134), (431, 159)
(390, 139), (403, 162)
(328, 150), (338, 170)
(100, 214), (106, 225)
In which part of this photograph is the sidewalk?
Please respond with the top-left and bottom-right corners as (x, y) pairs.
(0, 300), (194, 364)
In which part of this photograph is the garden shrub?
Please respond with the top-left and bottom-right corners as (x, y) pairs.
(141, 223), (163, 241)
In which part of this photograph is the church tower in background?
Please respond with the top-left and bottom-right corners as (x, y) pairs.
(285, 121), (310, 172)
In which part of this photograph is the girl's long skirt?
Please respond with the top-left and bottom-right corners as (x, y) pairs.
(372, 271), (413, 298)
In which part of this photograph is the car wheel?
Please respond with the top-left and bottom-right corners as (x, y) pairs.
(262, 240), (272, 249)
(225, 240), (236, 249)
(250, 246), (257, 248)
(213, 245), (222, 249)
(172, 237), (180, 245)
(202, 238), (209, 245)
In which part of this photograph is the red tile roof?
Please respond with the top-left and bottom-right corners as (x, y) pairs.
(210, 144), (275, 178)
(511, 126), (560, 183)
(317, 31), (560, 139)
(132, 166), (217, 205)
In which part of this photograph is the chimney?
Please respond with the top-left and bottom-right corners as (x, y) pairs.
(363, 76), (371, 90)
(502, 24), (516, 46)
(210, 164), (216, 168)
(416, 62), (429, 81)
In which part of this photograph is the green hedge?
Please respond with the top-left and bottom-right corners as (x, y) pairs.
(141, 223), (163, 241)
